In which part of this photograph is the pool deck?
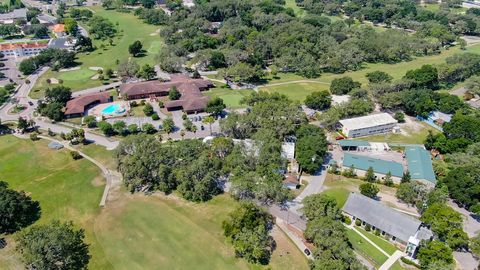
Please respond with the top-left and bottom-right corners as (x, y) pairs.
(89, 101), (130, 119)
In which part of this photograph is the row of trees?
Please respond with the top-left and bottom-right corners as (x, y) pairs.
(297, 0), (479, 41)
(19, 48), (76, 75)
(302, 194), (365, 270)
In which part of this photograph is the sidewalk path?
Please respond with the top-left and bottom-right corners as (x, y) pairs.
(378, 251), (404, 270)
(37, 135), (122, 206)
(275, 217), (313, 259)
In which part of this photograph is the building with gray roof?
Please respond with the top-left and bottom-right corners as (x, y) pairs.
(339, 113), (398, 138)
(343, 193), (432, 258)
(0, 8), (26, 24)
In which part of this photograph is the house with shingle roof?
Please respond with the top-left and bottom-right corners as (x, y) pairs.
(343, 193), (432, 258)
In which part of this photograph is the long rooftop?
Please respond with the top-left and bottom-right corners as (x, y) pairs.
(339, 113), (397, 131)
(343, 152), (404, 177)
(405, 146), (436, 184)
(343, 193), (424, 243)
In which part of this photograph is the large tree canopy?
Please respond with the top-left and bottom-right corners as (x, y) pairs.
(0, 181), (40, 234)
(15, 220), (90, 270)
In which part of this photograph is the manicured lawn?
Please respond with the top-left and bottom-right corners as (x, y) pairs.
(74, 143), (117, 170)
(263, 82), (330, 102)
(346, 229), (389, 267)
(30, 68), (104, 98)
(390, 260), (413, 270)
(204, 87), (254, 109)
(356, 227), (398, 255)
(0, 135), (110, 269)
(321, 188), (350, 208)
(32, 7), (163, 94)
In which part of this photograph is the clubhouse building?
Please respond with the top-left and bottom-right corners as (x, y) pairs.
(64, 92), (112, 118)
(119, 74), (214, 114)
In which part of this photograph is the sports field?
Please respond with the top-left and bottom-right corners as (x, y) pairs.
(0, 135), (308, 270)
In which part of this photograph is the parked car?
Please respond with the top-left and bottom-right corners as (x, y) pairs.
(200, 125), (205, 131)
(304, 249), (311, 256)
(28, 101), (34, 106)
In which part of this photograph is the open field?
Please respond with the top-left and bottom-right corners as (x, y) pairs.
(0, 135), (109, 269)
(32, 7), (162, 94)
(346, 229), (389, 267)
(95, 193), (309, 270)
(356, 121), (440, 145)
(0, 135), (308, 270)
(261, 43), (480, 101)
(262, 82), (330, 102)
(204, 87), (254, 109)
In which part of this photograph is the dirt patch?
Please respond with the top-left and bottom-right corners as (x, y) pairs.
(90, 74), (100, 80)
(90, 175), (105, 187)
(89, 67), (103, 71)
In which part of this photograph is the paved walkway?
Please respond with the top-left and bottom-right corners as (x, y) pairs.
(27, 135), (122, 206)
(379, 251), (404, 270)
(275, 218), (313, 259)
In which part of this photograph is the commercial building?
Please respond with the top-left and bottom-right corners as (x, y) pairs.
(342, 153), (404, 181)
(0, 8), (26, 24)
(64, 92), (112, 118)
(119, 74), (214, 114)
(0, 42), (48, 58)
(339, 113), (398, 138)
(405, 146), (436, 187)
(343, 193), (433, 258)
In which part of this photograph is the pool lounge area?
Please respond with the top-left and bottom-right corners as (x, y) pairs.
(89, 101), (130, 119)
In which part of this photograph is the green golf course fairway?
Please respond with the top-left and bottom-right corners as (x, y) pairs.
(0, 135), (308, 270)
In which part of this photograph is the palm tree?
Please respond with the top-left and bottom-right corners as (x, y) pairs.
(192, 125), (197, 138)
(202, 116), (215, 136)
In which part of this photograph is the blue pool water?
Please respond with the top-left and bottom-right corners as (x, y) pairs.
(101, 104), (125, 115)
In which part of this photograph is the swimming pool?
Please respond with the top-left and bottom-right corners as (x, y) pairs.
(101, 104), (126, 115)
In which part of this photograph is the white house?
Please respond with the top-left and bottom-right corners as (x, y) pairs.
(339, 113), (398, 138)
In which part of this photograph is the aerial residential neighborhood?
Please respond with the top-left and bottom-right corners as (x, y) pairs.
(1, 0), (480, 270)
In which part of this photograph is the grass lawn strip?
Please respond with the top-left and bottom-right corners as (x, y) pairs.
(346, 228), (389, 267)
(355, 227), (398, 255)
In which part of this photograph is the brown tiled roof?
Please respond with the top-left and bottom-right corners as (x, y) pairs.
(120, 75), (214, 112)
(52, 24), (65, 33)
(119, 75), (214, 98)
(64, 92), (110, 115)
